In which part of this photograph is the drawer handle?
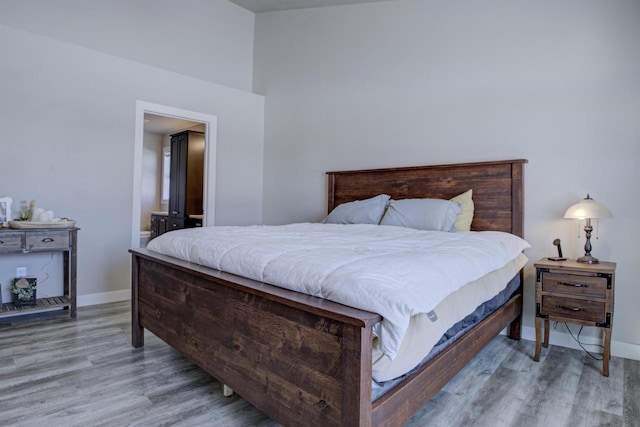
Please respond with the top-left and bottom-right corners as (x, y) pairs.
(559, 281), (588, 288)
(556, 304), (584, 312)
(42, 238), (55, 243)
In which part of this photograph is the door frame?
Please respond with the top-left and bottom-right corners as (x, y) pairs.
(132, 100), (218, 248)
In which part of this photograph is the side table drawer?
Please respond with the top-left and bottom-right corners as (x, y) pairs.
(26, 231), (70, 251)
(540, 295), (607, 324)
(0, 232), (22, 253)
(541, 272), (607, 299)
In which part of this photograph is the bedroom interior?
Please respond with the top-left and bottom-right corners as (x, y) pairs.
(140, 114), (208, 247)
(0, 0), (638, 425)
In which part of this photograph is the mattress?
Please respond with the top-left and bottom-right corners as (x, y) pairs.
(371, 252), (527, 382)
(147, 223), (530, 361)
(372, 273), (522, 401)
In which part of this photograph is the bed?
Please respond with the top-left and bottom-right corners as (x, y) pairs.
(130, 158), (527, 427)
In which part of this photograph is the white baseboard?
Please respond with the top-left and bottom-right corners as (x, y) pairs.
(519, 325), (640, 362)
(77, 289), (130, 307)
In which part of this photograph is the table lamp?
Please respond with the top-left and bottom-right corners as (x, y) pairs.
(564, 194), (612, 264)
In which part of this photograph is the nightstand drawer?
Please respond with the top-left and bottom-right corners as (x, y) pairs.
(540, 295), (606, 324)
(541, 272), (607, 299)
(26, 231), (71, 251)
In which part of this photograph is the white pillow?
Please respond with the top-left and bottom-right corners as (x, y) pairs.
(380, 198), (461, 232)
(322, 194), (391, 224)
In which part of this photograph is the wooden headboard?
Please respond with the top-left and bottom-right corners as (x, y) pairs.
(327, 159), (527, 237)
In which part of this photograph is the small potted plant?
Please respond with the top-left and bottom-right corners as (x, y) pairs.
(18, 199), (36, 221)
(12, 277), (37, 307)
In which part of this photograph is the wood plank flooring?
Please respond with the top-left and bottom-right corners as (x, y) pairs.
(1, 302), (638, 426)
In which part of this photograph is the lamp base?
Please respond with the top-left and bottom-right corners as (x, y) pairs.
(577, 255), (600, 264)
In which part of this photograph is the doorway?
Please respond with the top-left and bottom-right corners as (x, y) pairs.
(131, 101), (218, 249)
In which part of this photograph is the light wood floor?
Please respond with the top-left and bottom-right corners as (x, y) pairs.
(0, 301), (638, 427)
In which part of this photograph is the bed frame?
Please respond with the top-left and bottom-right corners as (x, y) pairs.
(130, 159), (526, 427)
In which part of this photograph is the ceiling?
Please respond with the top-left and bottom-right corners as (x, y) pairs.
(227, 0), (394, 13)
(144, 114), (203, 135)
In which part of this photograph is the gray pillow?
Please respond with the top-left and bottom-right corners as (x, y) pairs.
(380, 198), (462, 232)
(322, 194), (391, 224)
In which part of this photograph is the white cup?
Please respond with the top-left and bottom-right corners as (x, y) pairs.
(32, 207), (44, 222)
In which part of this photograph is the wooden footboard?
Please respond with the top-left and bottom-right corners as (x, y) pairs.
(131, 249), (522, 427)
(131, 249), (381, 427)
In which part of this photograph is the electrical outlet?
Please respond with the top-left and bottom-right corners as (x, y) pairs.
(16, 267), (27, 277)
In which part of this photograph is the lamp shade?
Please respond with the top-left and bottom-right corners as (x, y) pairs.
(564, 194), (612, 220)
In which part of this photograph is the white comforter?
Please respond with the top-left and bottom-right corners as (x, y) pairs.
(147, 223), (529, 359)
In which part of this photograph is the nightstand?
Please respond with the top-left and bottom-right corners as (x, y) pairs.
(533, 258), (616, 376)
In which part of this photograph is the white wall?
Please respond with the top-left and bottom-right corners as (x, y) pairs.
(254, 0), (640, 357)
(0, 24), (264, 301)
(0, 0), (255, 92)
(141, 132), (163, 231)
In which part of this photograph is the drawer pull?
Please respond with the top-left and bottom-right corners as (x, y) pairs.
(556, 304), (584, 312)
(42, 238), (55, 243)
(559, 281), (588, 288)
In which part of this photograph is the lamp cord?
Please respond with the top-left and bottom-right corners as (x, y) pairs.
(553, 321), (604, 361)
(577, 219), (581, 238)
(35, 253), (54, 298)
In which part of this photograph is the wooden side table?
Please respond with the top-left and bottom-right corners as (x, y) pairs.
(0, 227), (78, 318)
(534, 258), (615, 376)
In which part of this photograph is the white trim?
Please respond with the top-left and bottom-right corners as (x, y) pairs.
(613, 340), (640, 361)
(161, 145), (171, 203)
(517, 325), (640, 362)
(132, 101), (218, 249)
(78, 289), (130, 307)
